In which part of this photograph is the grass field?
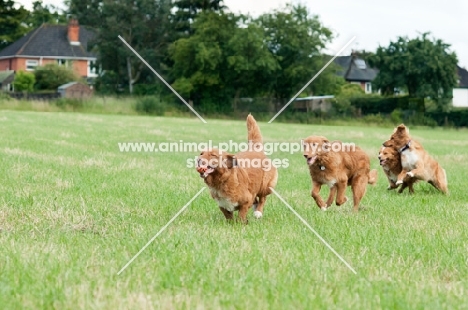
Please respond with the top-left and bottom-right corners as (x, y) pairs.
(1, 110), (468, 309)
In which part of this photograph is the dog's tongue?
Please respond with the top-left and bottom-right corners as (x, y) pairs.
(307, 155), (317, 165)
(379, 159), (385, 166)
(197, 167), (215, 178)
(203, 167), (214, 178)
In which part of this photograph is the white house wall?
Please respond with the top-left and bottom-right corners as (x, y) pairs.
(453, 88), (468, 107)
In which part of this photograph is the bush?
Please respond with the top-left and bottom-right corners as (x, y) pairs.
(53, 98), (84, 110)
(34, 63), (80, 90)
(390, 109), (403, 124)
(135, 96), (167, 115)
(13, 71), (36, 92)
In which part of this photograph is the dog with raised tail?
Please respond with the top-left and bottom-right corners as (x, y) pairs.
(196, 114), (278, 223)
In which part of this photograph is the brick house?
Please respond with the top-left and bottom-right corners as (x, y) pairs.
(0, 19), (97, 81)
(334, 54), (378, 94)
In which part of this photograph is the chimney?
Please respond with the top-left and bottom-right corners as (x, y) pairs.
(68, 18), (80, 46)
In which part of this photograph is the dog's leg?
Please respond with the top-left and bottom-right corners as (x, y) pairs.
(397, 182), (408, 193)
(237, 204), (249, 224)
(335, 182), (348, 206)
(219, 207), (233, 220)
(431, 167), (448, 194)
(253, 196), (266, 219)
(326, 185), (337, 207)
(311, 181), (327, 210)
(351, 176), (368, 212)
(406, 162), (426, 180)
(396, 169), (408, 185)
(408, 182), (415, 194)
(387, 179), (399, 190)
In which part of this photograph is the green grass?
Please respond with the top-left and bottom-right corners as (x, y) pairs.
(1, 110), (467, 309)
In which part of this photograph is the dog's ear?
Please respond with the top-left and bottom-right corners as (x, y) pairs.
(382, 140), (392, 147)
(225, 154), (237, 169)
(321, 138), (330, 144)
(396, 124), (408, 133)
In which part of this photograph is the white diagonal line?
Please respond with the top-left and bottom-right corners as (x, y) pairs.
(269, 187), (357, 274)
(118, 35), (207, 124)
(268, 36), (356, 123)
(117, 187), (206, 275)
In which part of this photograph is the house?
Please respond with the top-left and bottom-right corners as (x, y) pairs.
(0, 19), (97, 82)
(334, 54), (378, 94)
(453, 65), (468, 108)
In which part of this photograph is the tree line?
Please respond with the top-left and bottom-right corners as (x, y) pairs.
(1, 0), (460, 111)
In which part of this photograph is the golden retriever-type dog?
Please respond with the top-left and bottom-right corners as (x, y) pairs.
(196, 114), (278, 223)
(382, 124), (448, 194)
(302, 136), (377, 211)
(378, 146), (417, 193)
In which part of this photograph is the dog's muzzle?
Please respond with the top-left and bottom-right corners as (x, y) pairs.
(196, 159), (215, 178)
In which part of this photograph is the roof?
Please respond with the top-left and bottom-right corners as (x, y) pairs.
(0, 24), (96, 59)
(0, 70), (14, 83)
(58, 82), (78, 89)
(295, 95), (334, 101)
(334, 55), (378, 82)
(457, 65), (468, 88)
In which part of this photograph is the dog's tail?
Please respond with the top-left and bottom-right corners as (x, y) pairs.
(247, 114), (263, 145)
(368, 169), (378, 185)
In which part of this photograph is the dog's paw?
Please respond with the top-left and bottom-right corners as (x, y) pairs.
(395, 180), (403, 185)
(407, 171), (414, 178)
(320, 206), (327, 211)
(253, 210), (263, 219)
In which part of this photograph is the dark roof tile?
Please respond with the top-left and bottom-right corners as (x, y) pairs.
(0, 24), (96, 59)
(457, 65), (468, 88)
(333, 55), (378, 82)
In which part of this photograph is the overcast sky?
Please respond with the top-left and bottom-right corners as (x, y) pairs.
(17, 0), (468, 68)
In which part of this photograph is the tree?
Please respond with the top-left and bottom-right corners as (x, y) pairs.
(68, 0), (174, 94)
(66, 0), (102, 28)
(369, 33), (458, 109)
(173, 0), (226, 34)
(256, 4), (339, 104)
(13, 71), (36, 92)
(0, 0), (29, 51)
(34, 63), (80, 90)
(25, 1), (67, 28)
(169, 12), (279, 110)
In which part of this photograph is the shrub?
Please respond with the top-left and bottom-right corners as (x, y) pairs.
(13, 71), (36, 92)
(34, 63), (80, 90)
(53, 98), (84, 110)
(135, 96), (167, 115)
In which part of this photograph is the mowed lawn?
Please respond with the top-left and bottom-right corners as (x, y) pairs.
(1, 110), (468, 309)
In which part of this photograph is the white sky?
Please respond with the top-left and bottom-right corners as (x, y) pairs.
(16, 0), (468, 68)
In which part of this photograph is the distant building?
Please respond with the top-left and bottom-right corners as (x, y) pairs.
(0, 19), (97, 82)
(334, 54), (378, 94)
(58, 82), (93, 99)
(453, 65), (468, 108)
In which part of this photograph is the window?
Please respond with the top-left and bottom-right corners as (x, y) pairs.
(87, 60), (98, 77)
(57, 59), (67, 66)
(365, 82), (372, 94)
(354, 59), (367, 69)
(26, 60), (38, 71)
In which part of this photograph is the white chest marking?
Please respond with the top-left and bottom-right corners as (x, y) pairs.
(209, 188), (238, 212)
(401, 150), (418, 170)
